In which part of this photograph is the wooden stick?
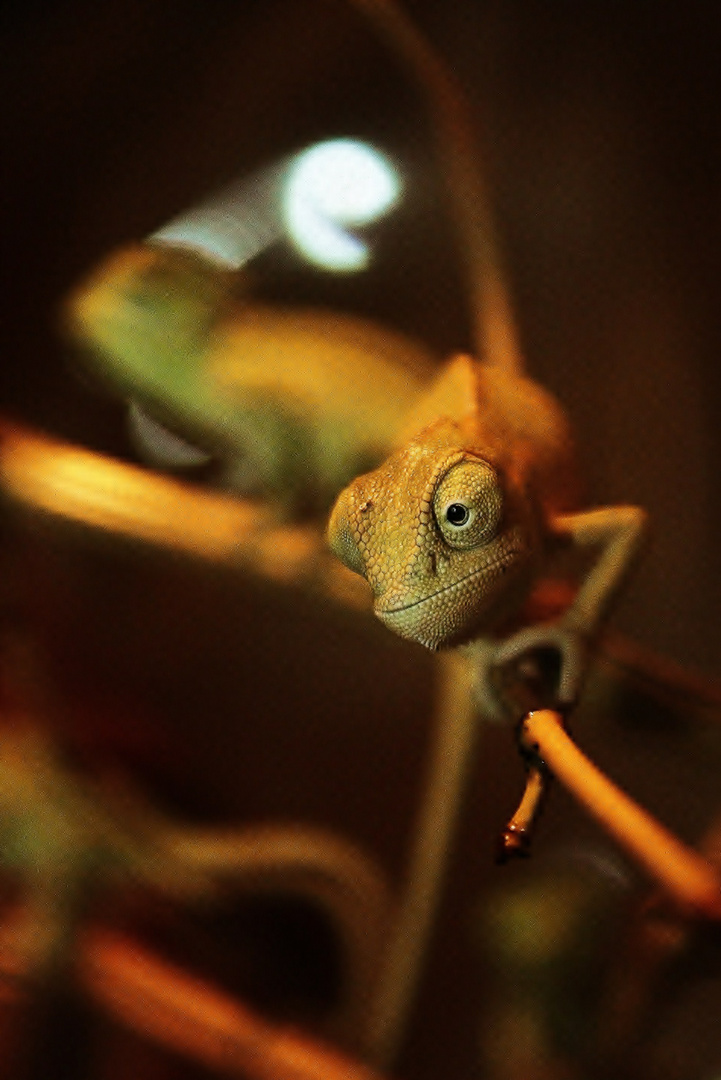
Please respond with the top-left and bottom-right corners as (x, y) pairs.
(0, 928), (389, 1080)
(496, 765), (547, 861)
(79, 929), (387, 1080)
(520, 709), (721, 921)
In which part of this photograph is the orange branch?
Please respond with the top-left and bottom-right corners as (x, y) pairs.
(78, 929), (387, 1080)
(521, 710), (721, 920)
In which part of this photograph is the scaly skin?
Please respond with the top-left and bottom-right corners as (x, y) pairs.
(328, 354), (647, 715)
(328, 356), (571, 650)
(324, 1), (648, 718)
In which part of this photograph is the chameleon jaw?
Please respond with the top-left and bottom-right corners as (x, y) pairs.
(374, 549), (523, 650)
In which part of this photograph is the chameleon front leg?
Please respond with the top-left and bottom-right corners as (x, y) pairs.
(493, 505), (648, 710)
(553, 505), (649, 643)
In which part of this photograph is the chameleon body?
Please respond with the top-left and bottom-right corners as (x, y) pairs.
(66, 242), (437, 517)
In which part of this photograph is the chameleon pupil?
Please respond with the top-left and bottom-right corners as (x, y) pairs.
(446, 503), (469, 526)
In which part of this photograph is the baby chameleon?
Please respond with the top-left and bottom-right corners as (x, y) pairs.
(326, 0), (647, 719)
(65, 241), (437, 519)
(328, 352), (647, 718)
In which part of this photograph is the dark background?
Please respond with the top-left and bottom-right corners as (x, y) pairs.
(2, 0), (721, 678)
(2, 5), (721, 1078)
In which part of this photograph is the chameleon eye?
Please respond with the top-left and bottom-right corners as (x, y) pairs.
(434, 458), (503, 549)
(445, 502), (470, 526)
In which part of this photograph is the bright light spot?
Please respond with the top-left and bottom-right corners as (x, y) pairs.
(282, 139), (401, 271)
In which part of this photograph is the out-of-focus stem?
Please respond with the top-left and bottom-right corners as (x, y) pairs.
(521, 709), (721, 921)
(80, 930), (387, 1080)
(347, 0), (523, 374)
(0, 928), (388, 1080)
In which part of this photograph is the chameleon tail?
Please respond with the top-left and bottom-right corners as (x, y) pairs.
(345, 0), (524, 376)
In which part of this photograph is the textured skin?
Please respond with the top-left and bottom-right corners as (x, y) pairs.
(328, 355), (574, 650)
(328, 354), (646, 714)
(322, 0), (645, 705)
(65, 243), (437, 516)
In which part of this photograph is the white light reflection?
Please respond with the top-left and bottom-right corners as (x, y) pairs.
(282, 139), (401, 271)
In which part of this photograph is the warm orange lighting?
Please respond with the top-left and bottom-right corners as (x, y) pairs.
(0, 423), (370, 605)
(0, 424), (267, 559)
(521, 710), (721, 921)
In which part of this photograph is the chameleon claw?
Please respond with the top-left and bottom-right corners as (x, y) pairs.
(493, 623), (588, 711)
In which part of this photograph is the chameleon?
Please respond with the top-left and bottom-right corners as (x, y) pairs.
(327, 0), (648, 718)
(65, 241), (437, 519)
(63, 0), (647, 714)
(328, 359), (646, 716)
(60, 0), (514, 524)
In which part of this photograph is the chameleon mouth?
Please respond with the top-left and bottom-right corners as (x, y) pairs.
(376, 552), (520, 617)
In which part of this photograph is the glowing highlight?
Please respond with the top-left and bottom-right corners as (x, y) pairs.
(282, 139), (401, 271)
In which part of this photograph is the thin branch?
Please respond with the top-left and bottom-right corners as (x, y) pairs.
(79, 929), (388, 1080)
(346, 0), (523, 374)
(520, 709), (721, 921)
(496, 764), (547, 861)
(0, 927), (389, 1080)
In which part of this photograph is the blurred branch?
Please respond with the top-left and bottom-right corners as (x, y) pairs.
(0, 928), (389, 1080)
(600, 631), (721, 713)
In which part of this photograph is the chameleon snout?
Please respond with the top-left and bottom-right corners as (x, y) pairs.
(327, 487), (367, 577)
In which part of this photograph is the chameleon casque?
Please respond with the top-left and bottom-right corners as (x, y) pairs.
(65, 0), (647, 716)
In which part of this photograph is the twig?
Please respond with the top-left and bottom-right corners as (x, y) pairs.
(496, 764), (547, 861)
(0, 926), (388, 1080)
(520, 709), (721, 921)
(79, 929), (387, 1080)
(364, 654), (477, 1064)
(346, 0), (523, 374)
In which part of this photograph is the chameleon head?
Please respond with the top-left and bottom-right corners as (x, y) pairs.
(64, 243), (233, 388)
(327, 429), (538, 650)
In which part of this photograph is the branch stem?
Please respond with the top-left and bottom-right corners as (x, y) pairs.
(521, 710), (721, 920)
